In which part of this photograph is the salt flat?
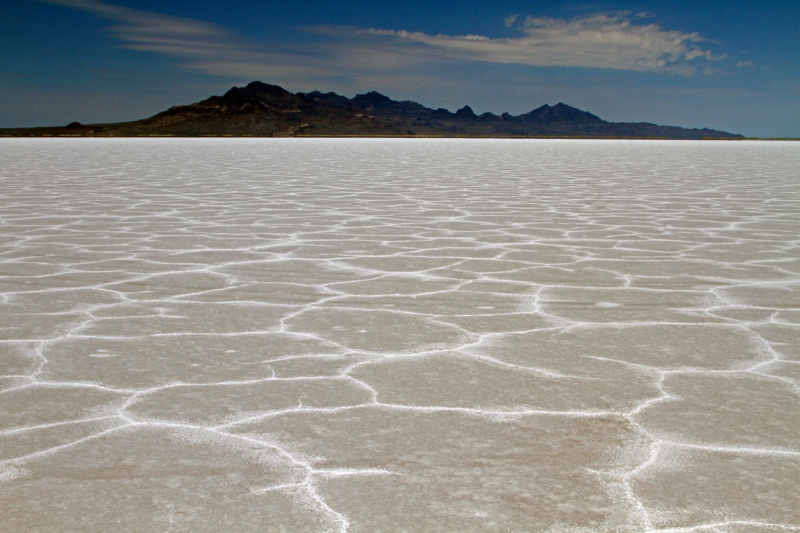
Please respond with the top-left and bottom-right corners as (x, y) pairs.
(0, 138), (798, 532)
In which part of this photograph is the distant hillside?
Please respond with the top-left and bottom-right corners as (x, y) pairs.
(0, 81), (743, 139)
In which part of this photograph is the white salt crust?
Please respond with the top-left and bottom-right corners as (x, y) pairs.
(0, 138), (798, 532)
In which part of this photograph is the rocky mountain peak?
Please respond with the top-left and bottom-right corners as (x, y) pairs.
(455, 105), (477, 118)
(1, 80), (743, 139)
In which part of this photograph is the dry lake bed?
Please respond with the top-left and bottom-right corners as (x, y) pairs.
(0, 138), (798, 532)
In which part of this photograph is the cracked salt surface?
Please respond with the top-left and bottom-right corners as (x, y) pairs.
(1, 138), (798, 532)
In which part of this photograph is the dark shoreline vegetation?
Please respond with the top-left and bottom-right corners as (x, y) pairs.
(0, 81), (755, 139)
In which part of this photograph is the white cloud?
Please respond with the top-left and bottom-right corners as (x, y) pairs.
(34, 0), (724, 84)
(37, 0), (243, 57)
(35, 0), (427, 85)
(33, 0), (353, 85)
(360, 13), (723, 76)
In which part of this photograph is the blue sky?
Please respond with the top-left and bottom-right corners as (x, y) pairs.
(1, 0), (798, 136)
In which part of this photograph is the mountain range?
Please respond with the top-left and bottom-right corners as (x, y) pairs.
(1, 81), (743, 139)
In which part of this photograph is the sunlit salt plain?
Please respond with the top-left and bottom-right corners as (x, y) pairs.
(1, 138), (798, 532)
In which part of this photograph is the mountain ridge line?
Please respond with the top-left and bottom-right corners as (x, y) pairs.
(0, 81), (744, 139)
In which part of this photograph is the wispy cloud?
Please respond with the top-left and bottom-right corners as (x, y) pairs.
(35, 0), (724, 83)
(37, 0), (235, 55)
(34, 0), (436, 91)
(33, 0), (340, 83)
(357, 13), (723, 76)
